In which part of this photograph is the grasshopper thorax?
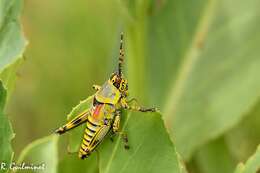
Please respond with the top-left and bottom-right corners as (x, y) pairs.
(109, 73), (128, 97)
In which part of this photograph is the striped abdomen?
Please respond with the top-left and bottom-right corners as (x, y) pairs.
(78, 116), (100, 159)
(78, 104), (113, 159)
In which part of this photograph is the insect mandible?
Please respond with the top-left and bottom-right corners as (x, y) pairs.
(55, 33), (157, 159)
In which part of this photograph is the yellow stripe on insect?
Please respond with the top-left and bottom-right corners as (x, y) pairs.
(80, 148), (87, 154)
(86, 130), (95, 137)
(83, 134), (92, 141)
(84, 134), (91, 141)
(87, 122), (98, 131)
(83, 139), (89, 146)
(81, 144), (88, 150)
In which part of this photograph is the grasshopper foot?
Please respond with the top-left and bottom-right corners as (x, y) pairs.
(55, 127), (66, 135)
(139, 107), (158, 112)
(124, 145), (130, 150)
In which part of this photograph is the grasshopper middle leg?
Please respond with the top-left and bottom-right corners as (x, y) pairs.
(112, 111), (130, 149)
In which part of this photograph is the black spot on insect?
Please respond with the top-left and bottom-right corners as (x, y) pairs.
(103, 118), (109, 125)
(113, 80), (121, 89)
(72, 118), (82, 125)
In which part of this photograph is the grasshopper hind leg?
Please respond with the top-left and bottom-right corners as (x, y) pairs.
(55, 110), (90, 135)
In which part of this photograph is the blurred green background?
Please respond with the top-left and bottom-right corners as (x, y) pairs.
(5, 0), (260, 173)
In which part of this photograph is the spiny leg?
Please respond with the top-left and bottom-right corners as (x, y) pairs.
(113, 131), (129, 150)
(109, 113), (118, 142)
(112, 111), (129, 149)
(131, 106), (157, 112)
(55, 110), (90, 135)
(122, 98), (157, 113)
(92, 84), (101, 91)
(127, 98), (155, 112)
(120, 132), (129, 150)
(112, 111), (120, 132)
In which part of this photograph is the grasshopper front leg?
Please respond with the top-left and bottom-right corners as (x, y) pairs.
(92, 84), (101, 91)
(55, 110), (90, 135)
(121, 98), (157, 112)
(111, 111), (129, 149)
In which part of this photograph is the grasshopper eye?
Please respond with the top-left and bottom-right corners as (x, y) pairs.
(111, 76), (116, 83)
(110, 73), (117, 83)
(120, 82), (126, 90)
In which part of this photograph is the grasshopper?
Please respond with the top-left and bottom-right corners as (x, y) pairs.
(55, 33), (157, 159)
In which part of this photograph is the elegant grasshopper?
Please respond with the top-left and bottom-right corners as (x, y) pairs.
(55, 33), (157, 159)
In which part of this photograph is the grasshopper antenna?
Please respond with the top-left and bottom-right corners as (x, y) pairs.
(118, 32), (124, 77)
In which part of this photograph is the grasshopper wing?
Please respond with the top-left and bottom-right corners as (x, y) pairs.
(88, 125), (111, 151)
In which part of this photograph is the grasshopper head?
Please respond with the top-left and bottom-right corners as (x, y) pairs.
(110, 73), (128, 96)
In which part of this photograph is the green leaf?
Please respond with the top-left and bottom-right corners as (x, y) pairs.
(0, 0), (27, 73)
(0, 0), (27, 95)
(129, 0), (260, 159)
(0, 0), (27, 172)
(65, 96), (183, 173)
(16, 135), (58, 173)
(194, 137), (235, 173)
(0, 82), (14, 173)
(0, 58), (24, 99)
(226, 100), (260, 161)
(99, 112), (182, 173)
(58, 152), (99, 173)
(177, 154), (188, 173)
(234, 145), (260, 173)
